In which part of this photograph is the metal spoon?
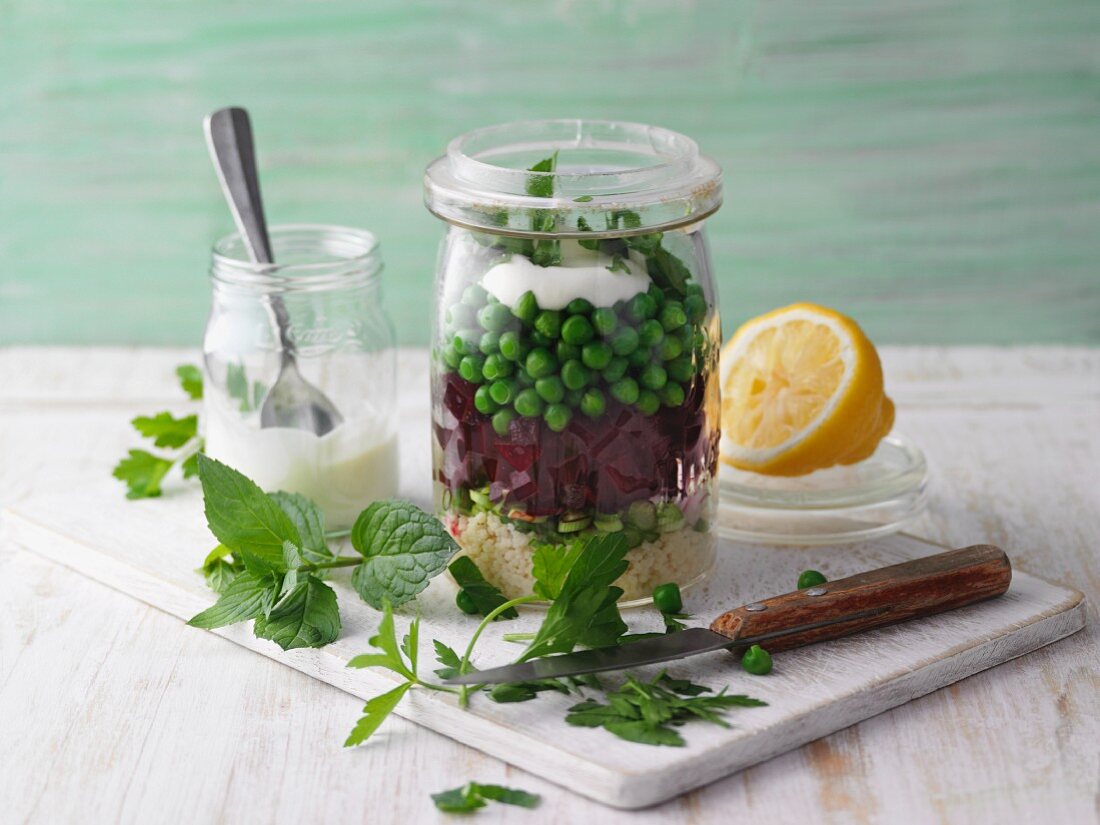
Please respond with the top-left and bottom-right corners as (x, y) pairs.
(204, 107), (343, 436)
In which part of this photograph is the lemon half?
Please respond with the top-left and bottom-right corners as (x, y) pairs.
(720, 303), (894, 476)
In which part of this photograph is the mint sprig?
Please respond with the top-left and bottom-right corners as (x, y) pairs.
(432, 782), (540, 814)
(187, 457), (458, 650)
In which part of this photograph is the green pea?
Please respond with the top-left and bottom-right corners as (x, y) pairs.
(741, 644), (773, 675)
(492, 408), (515, 436)
(514, 388), (545, 418)
(530, 331), (552, 347)
(525, 347), (557, 379)
(566, 297), (594, 315)
(489, 379), (515, 405)
(441, 343), (462, 370)
(479, 330), (501, 355)
(581, 340), (613, 370)
(621, 526), (644, 549)
(478, 302), (514, 332)
(455, 589), (479, 615)
(544, 403), (572, 432)
(462, 284), (489, 306)
(628, 347), (651, 368)
(453, 329), (481, 355)
(610, 377), (640, 405)
(627, 293), (657, 322)
(660, 382), (686, 407)
(659, 301), (687, 332)
(666, 356), (694, 383)
(515, 368), (535, 387)
(474, 385), (498, 415)
(687, 281), (704, 297)
(482, 353), (513, 381)
(498, 331), (523, 362)
(601, 356), (628, 383)
(684, 293), (707, 324)
(591, 307), (618, 336)
(677, 323), (694, 348)
(513, 291), (539, 325)
(579, 388), (606, 418)
(534, 310), (562, 339)
(610, 326), (640, 356)
(652, 582), (683, 614)
(561, 359), (590, 391)
(446, 303), (476, 329)
(561, 315), (595, 345)
(798, 570), (828, 589)
(658, 336), (683, 361)
(639, 363), (667, 390)
(636, 389), (660, 415)
(458, 354), (485, 383)
(535, 375), (565, 404)
(638, 319), (664, 347)
(647, 283), (666, 306)
(556, 340), (581, 362)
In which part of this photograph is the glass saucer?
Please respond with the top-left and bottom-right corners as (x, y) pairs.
(716, 433), (930, 546)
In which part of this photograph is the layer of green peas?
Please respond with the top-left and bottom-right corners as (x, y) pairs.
(438, 279), (710, 435)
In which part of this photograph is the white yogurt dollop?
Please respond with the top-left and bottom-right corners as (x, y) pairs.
(204, 405), (398, 531)
(481, 241), (650, 310)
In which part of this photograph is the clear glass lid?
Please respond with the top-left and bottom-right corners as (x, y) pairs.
(423, 119), (722, 236)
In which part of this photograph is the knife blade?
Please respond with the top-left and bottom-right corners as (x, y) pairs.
(443, 544), (1012, 686)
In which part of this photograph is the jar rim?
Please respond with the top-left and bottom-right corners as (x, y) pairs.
(424, 119), (721, 236)
(211, 223), (382, 289)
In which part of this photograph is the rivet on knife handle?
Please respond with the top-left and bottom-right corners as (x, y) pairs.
(709, 544), (1012, 653)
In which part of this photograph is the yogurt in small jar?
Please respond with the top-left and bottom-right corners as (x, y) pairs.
(203, 224), (398, 531)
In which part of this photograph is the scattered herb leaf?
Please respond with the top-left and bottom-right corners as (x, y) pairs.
(176, 364), (204, 400)
(432, 782), (540, 813)
(131, 412), (198, 449)
(449, 556), (518, 620)
(113, 450), (175, 499)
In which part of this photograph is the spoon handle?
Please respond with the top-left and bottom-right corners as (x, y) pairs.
(204, 107), (274, 264)
(204, 107), (294, 355)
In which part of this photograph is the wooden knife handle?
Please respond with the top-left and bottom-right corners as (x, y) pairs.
(709, 544), (1012, 653)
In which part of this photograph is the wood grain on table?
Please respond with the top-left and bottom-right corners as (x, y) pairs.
(0, 346), (1097, 823)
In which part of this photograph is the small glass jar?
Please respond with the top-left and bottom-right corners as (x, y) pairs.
(202, 224), (398, 532)
(424, 120), (723, 604)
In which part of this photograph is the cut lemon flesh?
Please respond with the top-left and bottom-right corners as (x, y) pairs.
(720, 303), (893, 476)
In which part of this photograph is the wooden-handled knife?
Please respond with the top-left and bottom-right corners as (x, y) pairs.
(445, 544), (1012, 685)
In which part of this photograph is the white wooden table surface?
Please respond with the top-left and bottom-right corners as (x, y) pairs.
(1, 346), (1097, 824)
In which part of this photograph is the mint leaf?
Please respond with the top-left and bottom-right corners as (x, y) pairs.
(604, 720), (685, 747)
(527, 153), (561, 267)
(448, 556), (517, 620)
(253, 575), (341, 650)
(525, 152), (558, 199)
(349, 500), (458, 609)
(196, 455), (301, 566)
(131, 412), (198, 448)
(113, 450), (173, 499)
(176, 364), (203, 400)
(269, 491), (332, 565)
(531, 540), (584, 601)
(188, 570), (279, 629)
(344, 682), (412, 748)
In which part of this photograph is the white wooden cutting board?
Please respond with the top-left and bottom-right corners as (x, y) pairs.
(3, 460), (1084, 809)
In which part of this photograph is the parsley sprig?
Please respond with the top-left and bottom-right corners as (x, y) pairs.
(432, 782), (540, 814)
(112, 364), (205, 499)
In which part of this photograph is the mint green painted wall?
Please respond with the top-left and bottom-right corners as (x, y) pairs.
(1, 0), (1098, 346)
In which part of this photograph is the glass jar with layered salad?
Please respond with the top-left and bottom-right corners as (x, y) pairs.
(424, 120), (722, 604)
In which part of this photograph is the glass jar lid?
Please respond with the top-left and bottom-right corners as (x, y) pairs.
(424, 120), (722, 237)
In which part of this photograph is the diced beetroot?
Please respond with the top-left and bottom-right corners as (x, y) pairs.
(433, 371), (716, 518)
